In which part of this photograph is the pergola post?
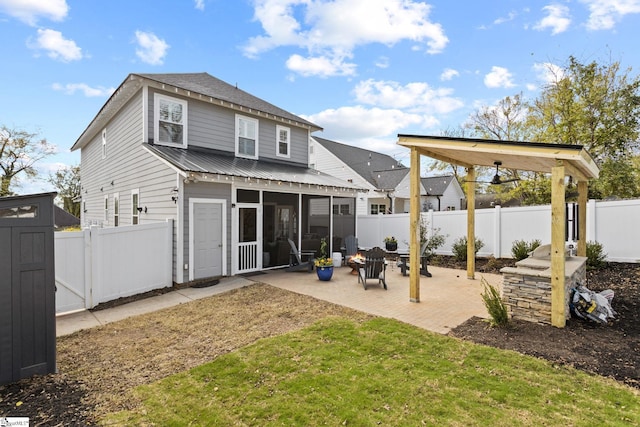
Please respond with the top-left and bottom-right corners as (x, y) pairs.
(409, 147), (421, 302)
(551, 161), (566, 328)
(577, 180), (588, 257)
(466, 167), (476, 280)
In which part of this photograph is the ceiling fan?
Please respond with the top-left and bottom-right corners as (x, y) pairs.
(468, 161), (520, 185)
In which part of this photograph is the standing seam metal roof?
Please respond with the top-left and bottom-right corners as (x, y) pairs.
(144, 144), (365, 190)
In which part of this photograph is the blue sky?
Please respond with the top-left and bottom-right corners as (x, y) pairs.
(1, 0), (640, 194)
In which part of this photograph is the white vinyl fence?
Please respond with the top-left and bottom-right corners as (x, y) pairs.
(55, 221), (173, 314)
(357, 198), (640, 263)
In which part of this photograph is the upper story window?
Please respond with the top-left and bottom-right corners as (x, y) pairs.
(235, 115), (258, 159)
(101, 128), (107, 159)
(276, 125), (290, 158)
(154, 94), (187, 148)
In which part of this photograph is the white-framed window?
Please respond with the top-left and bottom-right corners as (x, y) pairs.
(235, 114), (258, 159)
(131, 189), (140, 225)
(370, 204), (387, 215)
(101, 128), (107, 159)
(104, 195), (109, 222)
(113, 192), (120, 227)
(276, 125), (290, 158)
(154, 93), (187, 148)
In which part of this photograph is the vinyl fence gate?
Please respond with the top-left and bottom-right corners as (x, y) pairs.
(0, 193), (57, 386)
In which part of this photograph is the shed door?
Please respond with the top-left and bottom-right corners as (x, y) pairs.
(191, 201), (224, 280)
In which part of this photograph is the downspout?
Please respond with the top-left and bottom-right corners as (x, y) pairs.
(386, 192), (393, 214)
(437, 196), (441, 211)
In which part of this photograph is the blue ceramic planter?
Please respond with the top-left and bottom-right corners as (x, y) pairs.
(316, 266), (334, 281)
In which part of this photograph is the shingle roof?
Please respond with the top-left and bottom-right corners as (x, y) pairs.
(372, 168), (409, 191)
(144, 143), (364, 190)
(312, 136), (406, 189)
(420, 175), (456, 196)
(136, 73), (320, 130)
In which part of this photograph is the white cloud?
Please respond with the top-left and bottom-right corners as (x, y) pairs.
(304, 105), (435, 140)
(494, 10), (517, 25)
(353, 79), (463, 114)
(534, 4), (571, 34)
(134, 30), (169, 65)
(244, 0), (448, 77)
(484, 66), (516, 89)
(286, 53), (357, 77)
(52, 83), (115, 97)
(29, 28), (82, 62)
(533, 62), (565, 84)
(0, 0), (68, 25)
(375, 56), (390, 69)
(440, 68), (459, 81)
(580, 0), (640, 30)
(194, 0), (205, 11)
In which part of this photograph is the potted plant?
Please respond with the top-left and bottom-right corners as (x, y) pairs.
(315, 238), (333, 281)
(384, 236), (398, 252)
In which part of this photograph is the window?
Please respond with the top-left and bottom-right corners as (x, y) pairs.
(132, 189), (140, 225)
(235, 115), (258, 159)
(101, 128), (107, 159)
(0, 204), (38, 218)
(154, 94), (187, 147)
(276, 125), (290, 158)
(370, 204), (387, 215)
(113, 193), (119, 227)
(104, 195), (108, 222)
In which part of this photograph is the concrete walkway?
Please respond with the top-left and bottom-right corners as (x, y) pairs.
(56, 265), (502, 337)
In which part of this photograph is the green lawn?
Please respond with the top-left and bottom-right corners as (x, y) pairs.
(105, 317), (639, 426)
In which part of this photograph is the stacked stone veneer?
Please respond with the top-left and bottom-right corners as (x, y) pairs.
(500, 252), (587, 325)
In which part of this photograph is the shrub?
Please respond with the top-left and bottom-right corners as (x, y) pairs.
(451, 236), (485, 262)
(586, 241), (607, 270)
(511, 239), (542, 261)
(481, 277), (509, 327)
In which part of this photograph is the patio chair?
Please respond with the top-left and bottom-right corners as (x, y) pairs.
(398, 241), (432, 277)
(344, 235), (359, 265)
(357, 247), (388, 290)
(286, 239), (314, 272)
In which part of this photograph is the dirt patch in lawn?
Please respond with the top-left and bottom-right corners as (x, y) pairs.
(1, 260), (639, 425)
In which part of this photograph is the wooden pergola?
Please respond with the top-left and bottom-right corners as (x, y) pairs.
(397, 135), (600, 327)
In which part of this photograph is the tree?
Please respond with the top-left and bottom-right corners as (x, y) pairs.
(528, 56), (640, 198)
(49, 165), (81, 217)
(0, 125), (55, 196)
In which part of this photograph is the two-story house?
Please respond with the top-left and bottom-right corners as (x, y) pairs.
(72, 73), (361, 284)
(310, 136), (465, 214)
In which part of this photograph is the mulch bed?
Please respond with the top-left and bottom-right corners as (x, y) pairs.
(1, 258), (638, 425)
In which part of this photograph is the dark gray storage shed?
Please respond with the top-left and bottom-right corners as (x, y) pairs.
(0, 192), (57, 385)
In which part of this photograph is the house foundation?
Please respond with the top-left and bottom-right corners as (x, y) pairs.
(500, 245), (587, 325)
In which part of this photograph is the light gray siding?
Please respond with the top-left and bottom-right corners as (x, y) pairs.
(147, 87), (309, 166)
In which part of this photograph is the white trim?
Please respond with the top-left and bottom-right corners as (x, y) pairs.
(131, 188), (140, 225)
(235, 114), (259, 159)
(189, 198), (227, 281)
(103, 194), (108, 223)
(142, 85), (148, 143)
(113, 192), (120, 227)
(176, 174), (184, 283)
(154, 93), (188, 148)
(275, 125), (290, 158)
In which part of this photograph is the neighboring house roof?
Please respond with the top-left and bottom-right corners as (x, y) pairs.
(145, 144), (364, 190)
(372, 168), (409, 191)
(72, 72), (321, 151)
(420, 175), (457, 196)
(53, 205), (80, 229)
(312, 136), (406, 188)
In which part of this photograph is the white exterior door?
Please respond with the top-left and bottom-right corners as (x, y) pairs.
(190, 199), (226, 281)
(235, 203), (262, 274)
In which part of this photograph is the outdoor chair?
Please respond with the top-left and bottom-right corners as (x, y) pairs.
(286, 239), (314, 272)
(398, 241), (432, 277)
(357, 246), (388, 290)
(344, 235), (359, 266)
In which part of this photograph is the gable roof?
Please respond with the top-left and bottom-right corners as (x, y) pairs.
(72, 72), (321, 151)
(312, 136), (406, 189)
(372, 168), (409, 191)
(420, 175), (458, 196)
(144, 143), (364, 191)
